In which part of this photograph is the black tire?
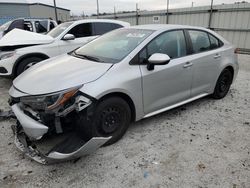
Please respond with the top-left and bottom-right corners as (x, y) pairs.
(16, 57), (43, 77)
(212, 69), (233, 99)
(77, 97), (131, 146)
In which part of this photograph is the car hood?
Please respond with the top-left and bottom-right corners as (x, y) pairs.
(0, 29), (54, 47)
(13, 54), (113, 95)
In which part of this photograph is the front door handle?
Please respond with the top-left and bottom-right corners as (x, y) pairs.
(214, 54), (221, 59)
(183, 62), (193, 68)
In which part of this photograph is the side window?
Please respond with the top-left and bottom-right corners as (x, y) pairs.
(24, 21), (33, 32)
(131, 30), (187, 65)
(68, 23), (92, 38)
(209, 34), (220, 49)
(189, 30), (210, 53)
(93, 22), (113, 35)
(8, 19), (24, 31)
(147, 30), (187, 59)
(49, 21), (55, 31)
(35, 21), (48, 33)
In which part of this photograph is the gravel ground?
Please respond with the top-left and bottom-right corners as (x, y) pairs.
(0, 55), (249, 188)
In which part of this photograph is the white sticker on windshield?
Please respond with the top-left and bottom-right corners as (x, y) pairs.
(126, 33), (146, 38)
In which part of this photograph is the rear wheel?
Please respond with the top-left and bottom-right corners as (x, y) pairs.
(212, 69), (233, 99)
(77, 97), (131, 146)
(16, 57), (43, 77)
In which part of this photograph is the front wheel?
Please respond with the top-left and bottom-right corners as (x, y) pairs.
(212, 69), (233, 99)
(77, 97), (131, 146)
(16, 57), (43, 77)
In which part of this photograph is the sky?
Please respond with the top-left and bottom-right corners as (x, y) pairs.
(23, 0), (243, 15)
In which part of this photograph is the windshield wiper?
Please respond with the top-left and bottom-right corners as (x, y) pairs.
(73, 52), (104, 62)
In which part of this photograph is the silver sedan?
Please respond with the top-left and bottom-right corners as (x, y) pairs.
(9, 24), (239, 163)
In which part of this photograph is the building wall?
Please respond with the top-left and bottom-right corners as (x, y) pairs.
(95, 3), (250, 50)
(29, 4), (70, 21)
(0, 3), (30, 18)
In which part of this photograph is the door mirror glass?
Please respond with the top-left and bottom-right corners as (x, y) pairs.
(63, 34), (75, 40)
(148, 53), (171, 65)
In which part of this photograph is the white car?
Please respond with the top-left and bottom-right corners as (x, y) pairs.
(0, 19), (130, 77)
(0, 18), (57, 39)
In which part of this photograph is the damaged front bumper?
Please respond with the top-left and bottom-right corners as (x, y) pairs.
(10, 95), (111, 164)
(12, 124), (111, 164)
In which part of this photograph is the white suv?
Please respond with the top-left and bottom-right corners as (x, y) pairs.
(0, 19), (130, 77)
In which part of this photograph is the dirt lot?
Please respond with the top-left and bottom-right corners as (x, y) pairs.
(0, 55), (249, 188)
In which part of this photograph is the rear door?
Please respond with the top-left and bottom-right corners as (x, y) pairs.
(58, 23), (97, 53)
(139, 30), (193, 115)
(186, 30), (223, 97)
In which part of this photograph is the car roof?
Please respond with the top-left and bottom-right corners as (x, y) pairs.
(129, 24), (207, 31)
(68, 19), (130, 27)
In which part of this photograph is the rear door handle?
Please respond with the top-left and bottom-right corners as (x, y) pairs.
(214, 54), (221, 59)
(183, 62), (193, 68)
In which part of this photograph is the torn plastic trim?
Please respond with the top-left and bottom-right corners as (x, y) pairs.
(11, 104), (48, 140)
(0, 109), (15, 120)
(12, 124), (111, 164)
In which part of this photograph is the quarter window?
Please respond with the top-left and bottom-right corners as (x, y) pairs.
(111, 23), (123, 30)
(68, 23), (92, 38)
(209, 34), (220, 49)
(189, 30), (210, 53)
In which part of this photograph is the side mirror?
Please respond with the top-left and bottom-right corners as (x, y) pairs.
(147, 53), (171, 71)
(63, 34), (75, 41)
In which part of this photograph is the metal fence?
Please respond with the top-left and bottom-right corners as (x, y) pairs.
(91, 3), (250, 51)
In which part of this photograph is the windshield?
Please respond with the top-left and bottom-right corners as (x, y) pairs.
(0, 21), (11, 32)
(74, 28), (154, 63)
(47, 22), (73, 38)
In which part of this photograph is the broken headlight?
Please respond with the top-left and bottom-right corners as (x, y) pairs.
(20, 87), (80, 111)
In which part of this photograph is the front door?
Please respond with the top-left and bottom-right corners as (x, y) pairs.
(139, 30), (193, 115)
(59, 23), (97, 54)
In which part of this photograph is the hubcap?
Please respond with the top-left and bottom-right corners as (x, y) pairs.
(219, 74), (230, 92)
(100, 107), (122, 134)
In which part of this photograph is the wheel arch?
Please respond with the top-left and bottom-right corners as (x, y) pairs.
(13, 53), (50, 77)
(98, 92), (136, 122)
(224, 66), (234, 82)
